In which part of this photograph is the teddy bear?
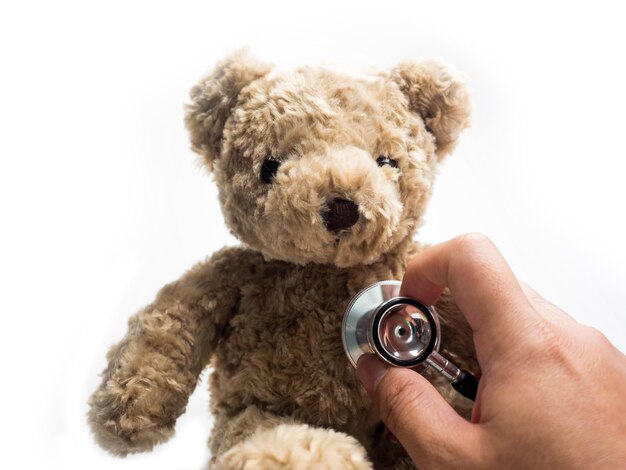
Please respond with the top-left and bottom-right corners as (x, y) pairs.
(88, 50), (478, 469)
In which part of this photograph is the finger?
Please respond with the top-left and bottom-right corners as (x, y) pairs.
(400, 233), (538, 353)
(357, 355), (479, 468)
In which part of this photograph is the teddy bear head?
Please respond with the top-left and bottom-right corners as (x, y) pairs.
(185, 51), (470, 267)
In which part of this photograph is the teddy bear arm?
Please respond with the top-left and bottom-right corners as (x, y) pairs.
(88, 247), (248, 456)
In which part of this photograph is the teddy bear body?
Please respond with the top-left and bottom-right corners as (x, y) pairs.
(88, 52), (477, 469)
(210, 245), (401, 466)
(207, 242), (475, 469)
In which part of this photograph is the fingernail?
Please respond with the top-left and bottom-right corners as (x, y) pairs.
(357, 355), (389, 394)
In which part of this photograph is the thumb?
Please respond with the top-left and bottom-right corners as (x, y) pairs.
(357, 355), (479, 468)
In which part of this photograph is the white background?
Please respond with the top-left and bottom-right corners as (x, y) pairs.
(1, 1), (624, 468)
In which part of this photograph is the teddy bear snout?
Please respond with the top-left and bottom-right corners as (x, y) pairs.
(321, 198), (359, 232)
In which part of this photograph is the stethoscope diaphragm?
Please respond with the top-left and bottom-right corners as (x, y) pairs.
(342, 280), (479, 401)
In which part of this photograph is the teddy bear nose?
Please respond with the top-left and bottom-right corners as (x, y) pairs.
(322, 198), (360, 231)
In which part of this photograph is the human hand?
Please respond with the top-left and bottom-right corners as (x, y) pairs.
(357, 233), (626, 468)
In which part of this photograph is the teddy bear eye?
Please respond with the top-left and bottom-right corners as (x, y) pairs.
(376, 155), (398, 168)
(260, 157), (282, 184)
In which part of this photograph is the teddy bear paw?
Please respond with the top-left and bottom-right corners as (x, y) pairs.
(87, 382), (178, 456)
(213, 423), (373, 470)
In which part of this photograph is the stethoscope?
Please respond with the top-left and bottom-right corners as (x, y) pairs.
(342, 280), (479, 401)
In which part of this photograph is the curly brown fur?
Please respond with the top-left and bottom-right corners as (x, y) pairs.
(89, 52), (475, 469)
(186, 51), (272, 170)
(88, 247), (254, 455)
(390, 59), (471, 159)
(214, 424), (373, 470)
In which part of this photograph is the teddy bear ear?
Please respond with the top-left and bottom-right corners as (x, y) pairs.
(185, 50), (272, 170)
(390, 58), (471, 159)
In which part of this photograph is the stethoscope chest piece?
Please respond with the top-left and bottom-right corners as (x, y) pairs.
(342, 280), (479, 401)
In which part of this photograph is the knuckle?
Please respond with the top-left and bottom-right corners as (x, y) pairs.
(586, 326), (610, 346)
(534, 320), (561, 350)
(526, 320), (573, 366)
(455, 232), (494, 252)
(453, 233), (498, 277)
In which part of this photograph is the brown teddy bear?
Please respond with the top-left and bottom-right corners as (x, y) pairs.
(88, 50), (478, 469)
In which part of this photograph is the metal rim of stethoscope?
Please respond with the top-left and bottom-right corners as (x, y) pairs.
(371, 296), (438, 367)
(342, 279), (479, 401)
(341, 280), (442, 371)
